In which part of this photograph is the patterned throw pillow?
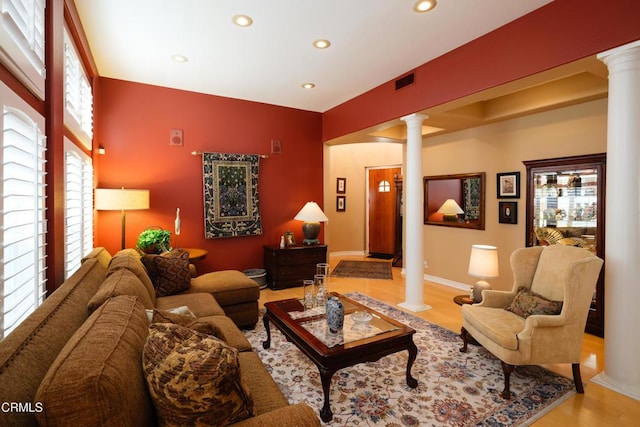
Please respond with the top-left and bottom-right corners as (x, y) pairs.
(153, 251), (191, 297)
(143, 323), (255, 426)
(505, 286), (563, 318)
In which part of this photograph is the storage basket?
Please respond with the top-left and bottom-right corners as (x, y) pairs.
(243, 268), (267, 289)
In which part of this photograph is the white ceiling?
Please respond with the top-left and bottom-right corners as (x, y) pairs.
(74, 0), (553, 113)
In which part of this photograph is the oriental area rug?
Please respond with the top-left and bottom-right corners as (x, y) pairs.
(331, 260), (393, 280)
(243, 293), (575, 426)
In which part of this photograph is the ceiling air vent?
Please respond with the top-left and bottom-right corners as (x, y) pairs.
(395, 72), (415, 90)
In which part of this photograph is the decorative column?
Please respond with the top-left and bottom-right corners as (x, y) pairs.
(594, 40), (640, 400)
(398, 113), (431, 312)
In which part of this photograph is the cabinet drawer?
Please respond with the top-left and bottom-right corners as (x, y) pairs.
(277, 249), (326, 265)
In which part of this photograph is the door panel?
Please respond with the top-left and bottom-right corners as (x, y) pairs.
(368, 167), (401, 255)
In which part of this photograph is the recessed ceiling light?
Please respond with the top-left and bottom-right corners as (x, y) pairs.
(313, 39), (331, 49)
(302, 83), (316, 89)
(171, 54), (188, 63)
(232, 14), (253, 27)
(413, 0), (437, 13)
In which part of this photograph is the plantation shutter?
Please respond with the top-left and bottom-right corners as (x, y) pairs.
(1, 104), (47, 339)
(63, 27), (93, 148)
(64, 141), (93, 278)
(0, 0), (46, 98)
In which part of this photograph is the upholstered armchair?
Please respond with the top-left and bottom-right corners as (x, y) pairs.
(460, 245), (603, 399)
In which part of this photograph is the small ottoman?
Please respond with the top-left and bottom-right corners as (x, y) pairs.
(187, 270), (260, 328)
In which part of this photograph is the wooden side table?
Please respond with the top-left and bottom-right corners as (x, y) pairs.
(263, 245), (327, 290)
(454, 295), (474, 306)
(182, 248), (208, 263)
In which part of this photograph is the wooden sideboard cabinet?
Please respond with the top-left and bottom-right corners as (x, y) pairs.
(263, 245), (328, 290)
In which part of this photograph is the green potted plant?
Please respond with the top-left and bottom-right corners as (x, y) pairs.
(136, 228), (172, 254)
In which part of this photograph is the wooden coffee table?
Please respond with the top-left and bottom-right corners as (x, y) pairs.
(262, 292), (418, 422)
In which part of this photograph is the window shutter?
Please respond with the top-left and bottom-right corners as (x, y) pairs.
(63, 27), (93, 148)
(1, 103), (47, 338)
(64, 140), (93, 278)
(0, 0), (46, 98)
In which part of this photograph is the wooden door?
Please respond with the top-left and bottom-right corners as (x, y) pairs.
(368, 167), (401, 255)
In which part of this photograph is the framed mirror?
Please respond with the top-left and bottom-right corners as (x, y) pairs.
(423, 172), (486, 230)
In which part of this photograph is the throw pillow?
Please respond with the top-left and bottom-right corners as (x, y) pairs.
(143, 323), (255, 426)
(150, 308), (218, 336)
(505, 286), (563, 318)
(153, 251), (191, 297)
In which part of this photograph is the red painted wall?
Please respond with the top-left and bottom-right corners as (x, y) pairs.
(322, 0), (640, 142)
(94, 78), (323, 273)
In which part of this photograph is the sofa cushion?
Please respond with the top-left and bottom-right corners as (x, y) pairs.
(35, 295), (154, 427)
(143, 323), (255, 426)
(155, 292), (225, 317)
(152, 251), (192, 297)
(151, 308), (218, 336)
(505, 286), (563, 318)
(88, 268), (154, 312)
(107, 249), (157, 304)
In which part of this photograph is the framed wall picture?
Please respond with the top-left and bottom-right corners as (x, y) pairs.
(499, 201), (518, 224)
(336, 177), (346, 194)
(336, 195), (346, 212)
(497, 172), (520, 198)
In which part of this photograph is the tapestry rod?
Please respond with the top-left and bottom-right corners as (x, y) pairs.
(191, 150), (269, 159)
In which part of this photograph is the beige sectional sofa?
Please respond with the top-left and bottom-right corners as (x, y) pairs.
(0, 247), (320, 426)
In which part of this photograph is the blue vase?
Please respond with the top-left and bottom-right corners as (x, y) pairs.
(326, 296), (344, 333)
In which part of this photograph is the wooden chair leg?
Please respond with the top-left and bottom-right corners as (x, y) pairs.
(459, 327), (469, 353)
(500, 361), (515, 399)
(572, 363), (584, 393)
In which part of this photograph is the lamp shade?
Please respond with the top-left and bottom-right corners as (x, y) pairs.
(467, 244), (499, 279)
(294, 202), (329, 222)
(437, 199), (464, 215)
(95, 188), (150, 211)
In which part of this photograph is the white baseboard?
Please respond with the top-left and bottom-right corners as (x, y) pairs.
(329, 250), (366, 258)
(424, 274), (471, 292)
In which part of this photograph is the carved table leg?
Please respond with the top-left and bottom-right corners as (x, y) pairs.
(262, 315), (272, 349)
(406, 340), (419, 388)
(319, 367), (337, 422)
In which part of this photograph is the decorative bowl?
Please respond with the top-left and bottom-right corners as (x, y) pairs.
(351, 311), (373, 325)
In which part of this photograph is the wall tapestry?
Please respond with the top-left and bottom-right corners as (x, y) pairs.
(202, 152), (262, 239)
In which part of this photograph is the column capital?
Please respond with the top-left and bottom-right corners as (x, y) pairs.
(598, 39), (640, 69)
(401, 113), (429, 125)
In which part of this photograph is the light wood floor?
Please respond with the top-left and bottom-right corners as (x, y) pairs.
(258, 255), (640, 426)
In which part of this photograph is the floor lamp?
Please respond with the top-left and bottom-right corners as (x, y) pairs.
(95, 187), (150, 249)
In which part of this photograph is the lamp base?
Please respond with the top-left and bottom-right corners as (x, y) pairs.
(472, 280), (491, 303)
(443, 214), (459, 222)
(301, 222), (321, 245)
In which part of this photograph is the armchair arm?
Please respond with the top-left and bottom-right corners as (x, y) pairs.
(522, 313), (567, 330)
(476, 289), (516, 308)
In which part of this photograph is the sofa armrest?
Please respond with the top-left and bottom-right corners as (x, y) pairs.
(231, 403), (321, 427)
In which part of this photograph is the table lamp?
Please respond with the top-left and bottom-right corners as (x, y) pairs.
(294, 201), (329, 245)
(95, 187), (150, 249)
(467, 244), (499, 302)
(437, 199), (464, 221)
